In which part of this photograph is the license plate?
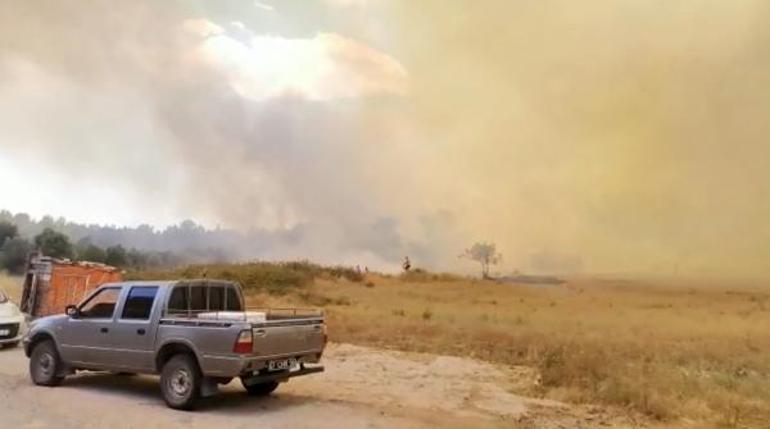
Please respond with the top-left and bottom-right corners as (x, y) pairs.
(267, 358), (298, 371)
(0, 329), (9, 336)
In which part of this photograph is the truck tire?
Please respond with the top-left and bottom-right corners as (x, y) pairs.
(242, 379), (279, 396)
(29, 340), (64, 386)
(160, 354), (201, 410)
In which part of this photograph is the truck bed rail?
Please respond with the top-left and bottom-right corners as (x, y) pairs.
(161, 307), (324, 324)
(247, 307), (324, 319)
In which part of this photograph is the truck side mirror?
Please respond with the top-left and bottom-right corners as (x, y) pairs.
(65, 305), (79, 318)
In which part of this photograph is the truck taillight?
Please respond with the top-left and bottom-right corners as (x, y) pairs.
(233, 329), (253, 354)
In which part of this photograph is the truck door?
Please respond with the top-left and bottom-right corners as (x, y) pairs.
(57, 287), (122, 367)
(109, 286), (160, 371)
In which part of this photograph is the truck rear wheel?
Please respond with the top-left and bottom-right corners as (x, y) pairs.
(29, 340), (64, 386)
(160, 354), (201, 410)
(242, 379), (279, 396)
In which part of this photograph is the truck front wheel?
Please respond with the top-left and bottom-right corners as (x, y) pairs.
(242, 379), (279, 396)
(29, 340), (64, 386)
(160, 354), (201, 410)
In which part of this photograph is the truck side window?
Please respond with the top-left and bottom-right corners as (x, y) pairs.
(121, 287), (158, 320)
(79, 288), (121, 319)
(168, 287), (188, 314)
(225, 287), (242, 311)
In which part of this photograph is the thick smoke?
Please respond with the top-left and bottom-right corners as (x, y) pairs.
(2, 1), (770, 277)
(0, 1), (455, 270)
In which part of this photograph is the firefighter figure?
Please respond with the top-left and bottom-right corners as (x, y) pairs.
(402, 256), (411, 272)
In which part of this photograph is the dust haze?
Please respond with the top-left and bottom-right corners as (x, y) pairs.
(1, 0), (769, 277)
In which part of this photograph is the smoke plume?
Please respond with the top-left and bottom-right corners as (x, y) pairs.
(1, 1), (769, 277)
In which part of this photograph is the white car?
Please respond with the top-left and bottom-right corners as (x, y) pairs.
(0, 289), (25, 348)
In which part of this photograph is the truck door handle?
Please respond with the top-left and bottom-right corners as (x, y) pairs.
(137, 329), (146, 336)
(100, 327), (109, 333)
(254, 329), (266, 337)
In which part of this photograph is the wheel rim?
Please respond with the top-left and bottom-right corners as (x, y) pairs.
(37, 352), (54, 377)
(169, 368), (191, 397)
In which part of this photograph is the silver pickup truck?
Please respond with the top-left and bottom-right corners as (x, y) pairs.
(23, 279), (326, 409)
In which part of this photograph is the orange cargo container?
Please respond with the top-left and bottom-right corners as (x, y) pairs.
(20, 253), (123, 318)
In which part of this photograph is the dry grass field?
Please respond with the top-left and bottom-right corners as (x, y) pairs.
(248, 272), (770, 428)
(9, 264), (768, 428)
(0, 273), (21, 302)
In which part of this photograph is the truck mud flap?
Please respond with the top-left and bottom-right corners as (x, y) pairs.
(242, 365), (324, 386)
(201, 377), (220, 398)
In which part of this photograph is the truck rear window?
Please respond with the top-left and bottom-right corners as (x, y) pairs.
(122, 287), (158, 320)
(167, 284), (242, 314)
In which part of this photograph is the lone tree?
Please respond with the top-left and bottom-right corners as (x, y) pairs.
(34, 228), (74, 259)
(461, 242), (502, 279)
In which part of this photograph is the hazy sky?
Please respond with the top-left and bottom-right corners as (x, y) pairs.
(1, 0), (769, 277)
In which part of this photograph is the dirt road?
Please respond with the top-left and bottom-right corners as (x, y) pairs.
(0, 343), (636, 429)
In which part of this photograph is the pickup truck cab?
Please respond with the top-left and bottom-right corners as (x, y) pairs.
(23, 279), (326, 409)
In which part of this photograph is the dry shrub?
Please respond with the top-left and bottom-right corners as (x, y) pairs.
(400, 268), (462, 283)
(127, 260), (364, 295)
(0, 271), (22, 301)
(296, 291), (351, 307)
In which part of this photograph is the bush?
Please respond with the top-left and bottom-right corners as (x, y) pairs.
(76, 241), (107, 263)
(0, 221), (17, 247)
(105, 245), (128, 267)
(0, 237), (33, 274)
(325, 265), (364, 282)
(400, 268), (462, 283)
(127, 260), (364, 295)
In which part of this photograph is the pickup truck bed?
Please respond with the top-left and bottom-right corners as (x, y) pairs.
(24, 279), (327, 409)
(159, 307), (326, 376)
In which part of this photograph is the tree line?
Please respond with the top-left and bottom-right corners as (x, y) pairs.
(0, 210), (292, 265)
(0, 220), (181, 274)
(0, 211), (509, 279)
